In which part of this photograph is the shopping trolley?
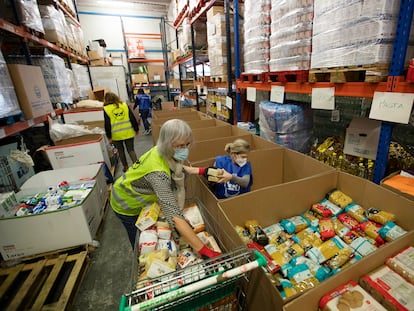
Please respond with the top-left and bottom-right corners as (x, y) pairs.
(119, 198), (266, 311)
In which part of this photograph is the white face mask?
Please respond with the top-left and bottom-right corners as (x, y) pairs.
(235, 157), (247, 167)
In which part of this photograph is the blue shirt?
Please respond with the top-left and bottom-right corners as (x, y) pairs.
(134, 93), (151, 110)
(213, 155), (253, 199)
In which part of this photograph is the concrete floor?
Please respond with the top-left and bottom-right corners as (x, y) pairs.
(71, 124), (154, 311)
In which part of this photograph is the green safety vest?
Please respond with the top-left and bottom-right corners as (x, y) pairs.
(103, 102), (135, 141)
(110, 146), (171, 216)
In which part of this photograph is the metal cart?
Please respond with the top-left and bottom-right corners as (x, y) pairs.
(119, 199), (266, 311)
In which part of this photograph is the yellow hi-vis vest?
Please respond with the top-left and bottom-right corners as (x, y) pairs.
(103, 102), (135, 141)
(110, 146), (171, 216)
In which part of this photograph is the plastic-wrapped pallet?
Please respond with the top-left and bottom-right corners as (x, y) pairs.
(269, 0), (313, 71)
(0, 52), (22, 119)
(71, 63), (91, 100)
(39, 4), (67, 46)
(67, 68), (80, 101)
(243, 0), (271, 73)
(259, 101), (313, 153)
(311, 0), (414, 68)
(16, 0), (44, 34)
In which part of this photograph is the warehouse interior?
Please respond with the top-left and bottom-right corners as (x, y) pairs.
(1, 0), (414, 310)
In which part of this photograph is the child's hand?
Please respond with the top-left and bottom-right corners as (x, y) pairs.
(217, 169), (232, 183)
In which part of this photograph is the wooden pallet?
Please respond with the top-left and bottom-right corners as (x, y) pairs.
(265, 70), (309, 83)
(239, 73), (266, 83)
(210, 75), (229, 82)
(309, 64), (389, 83)
(0, 250), (89, 311)
(22, 26), (44, 39)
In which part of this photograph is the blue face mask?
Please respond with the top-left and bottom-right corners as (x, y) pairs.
(173, 147), (189, 161)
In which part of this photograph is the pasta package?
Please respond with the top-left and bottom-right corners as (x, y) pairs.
(332, 217), (351, 238)
(307, 236), (348, 264)
(245, 219), (269, 246)
(292, 227), (322, 251)
(337, 213), (360, 231)
(385, 246), (414, 285)
(302, 210), (319, 227)
(344, 203), (367, 223)
(357, 221), (385, 246)
(286, 263), (319, 293)
(280, 215), (308, 234)
(366, 207), (395, 225)
(311, 203), (334, 218)
(319, 218), (336, 241)
(326, 247), (353, 270)
(234, 225), (252, 244)
(319, 198), (342, 216)
(327, 189), (353, 208)
(378, 221), (407, 242)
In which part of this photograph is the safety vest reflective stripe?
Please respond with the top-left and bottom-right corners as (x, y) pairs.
(104, 103), (135, 140)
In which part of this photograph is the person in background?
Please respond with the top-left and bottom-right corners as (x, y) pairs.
(110, 119), (221, 259)
(103, 92), (139, 172)
(133, 88), (152, 135)
(185, 138), (253, 199)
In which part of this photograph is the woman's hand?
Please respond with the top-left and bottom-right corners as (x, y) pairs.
(217, 169), (232, 183)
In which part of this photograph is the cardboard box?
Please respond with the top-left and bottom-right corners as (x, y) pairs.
(0, 164), (107, 260)
(343, 117), (381, 160)
(45, 134), (112, 169)
(152, 108), (196, 119)
(381, 170), (414, 201)
(88, 87), (108, 102)
(63, 109), (104, 123)
(90, 58), (107, 66)
(87, 49), (102, 60)
(187, 134), (278, 164)
(7, 64), (53, 119)
(147, 65), (166, 82)
(215, 171), (414, 310)
(192, 124), (245, 142)
(132, 73), (148, 84)
(161, 101), (175, 110)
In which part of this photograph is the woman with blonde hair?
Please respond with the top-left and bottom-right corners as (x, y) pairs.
(103, 92), (139, 172)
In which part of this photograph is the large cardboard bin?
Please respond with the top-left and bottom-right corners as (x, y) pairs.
(63, 108), (104, 123)
(187, 134), (279, 164)
(45, 134), (112, 169)
(216, 171), (414, 310)
(0, 164), (108, 260)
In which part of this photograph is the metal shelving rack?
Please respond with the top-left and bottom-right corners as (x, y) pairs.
(0, 0), (89, 140)
(234, 1), (414, 184)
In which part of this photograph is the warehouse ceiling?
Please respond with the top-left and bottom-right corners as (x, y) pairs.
(76, 0), (170, 14)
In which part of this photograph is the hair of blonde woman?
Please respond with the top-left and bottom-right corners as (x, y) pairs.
(157, 119), (193, 158)
(224, 138), (251, 154)
(104, 92), (121, 107)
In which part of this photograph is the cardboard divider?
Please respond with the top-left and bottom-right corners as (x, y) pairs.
(216, 171), (414, 310)
(151, 115), (228, 144)
(187, 134), (281, 164)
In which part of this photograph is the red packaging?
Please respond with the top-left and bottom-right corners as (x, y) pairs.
(247, 242), (280, 274)
(319, 218), (335, 240)
(357, 221), (385, 246)
(407, 58), (414, 82)
(311, 203), (334, 218)
(337, 213), (360, 230)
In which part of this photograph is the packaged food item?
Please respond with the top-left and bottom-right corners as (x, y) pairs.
(378, 221), (407, 242)
(156, 239), (177, 257)
(360, 265), (414, 311)
(302, 210), (320, 227)
(247, 242), (280, 274)
(286, 263), (319, 293)
(311, 203), (334, 218)
(146, 258), (176, 278)
(280, 215), (308, 234)
(291, 227), (322, 251)
(365, 207), (395, 225)
(196, 231), (221, 253)
(344, 232), (377, 257)
(357, 221), (385, 246)
(385, 246), (414, 285)
(332, 217), (351, 238)
(183, 203), (206, 233)
(337, 213), (360, 230)
(290, 256), (332, 282)
(245, 219), (269, 246)
(307, 236), (348, 264)
(319, 280), (387, 311)
(139, 229), (158, 255)
(135, 202), (161, 231)
(156, 221), (172, 240)
(326, 247), (353, 270)
(263, 223), (288, 245)
(234, 225), (252, 244)
(205, 167), (223, 182)
(319, 198), (343, 216)
(326, 189), (353, 208)
(274, 275), (297, 299)
(177, 249), (197, 268)
(319, 218), (336, 241)
(264, 243), (292, 267)
(344, 203), (367, 223)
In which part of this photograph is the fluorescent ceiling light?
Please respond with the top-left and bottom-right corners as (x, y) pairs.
(96, 1), (134, 7)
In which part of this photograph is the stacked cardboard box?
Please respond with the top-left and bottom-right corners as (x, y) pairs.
(0, 51), (21, 120)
